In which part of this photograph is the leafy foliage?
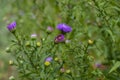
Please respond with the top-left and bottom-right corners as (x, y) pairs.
(4, 0), (120, 80)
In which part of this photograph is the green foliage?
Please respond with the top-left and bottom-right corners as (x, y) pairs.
(3, 0), (120, 80)
(109, 61), (120, 73)
(7, 27), (103, 80)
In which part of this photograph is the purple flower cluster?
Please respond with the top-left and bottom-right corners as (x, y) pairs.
(7, 22), (72, 44)
(7, 21), (16, 32)
(55, 23), (72, 43)
(57, 23), (72, 33)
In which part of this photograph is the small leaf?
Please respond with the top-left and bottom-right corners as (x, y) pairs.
(108, 30), (115, 41)
(109, 61), (120, 73)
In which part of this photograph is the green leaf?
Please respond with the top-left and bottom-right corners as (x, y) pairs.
(109, 61), (120, 73)
(106, 29), (115, 42)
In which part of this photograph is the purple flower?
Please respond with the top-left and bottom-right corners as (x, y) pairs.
(45, 57), (53, 62)
(57, 23), (72, 33)
(47, 26), (53, 33)
(31, 34), (37, 39)
(7, 21), (16, 32)
(54, 34), (65, 43)
(95, 62), (101, 68)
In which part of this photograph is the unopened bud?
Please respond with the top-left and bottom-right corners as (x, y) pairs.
(46, 26), (53, 33)
(9, 76), (15, 80)
(31, 34), (37, 40)
(88, 40), (94, 44)
(9, 60), (13, 65)
(25, 41), (30, 47)
(20, 60), (23, 64)
(66, 69), (71, 74)
(36, 42), (41, 47)
(60, 68), (65, 73)
(54, 57), (59, 61)
(44, 61), (50, 66)
(6, 47), (11, 53)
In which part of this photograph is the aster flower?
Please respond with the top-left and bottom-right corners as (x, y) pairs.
(95, 63), (101, 68)
(45, 57), (53, 62)
(46, 26), (53, 33)
(95, 63), (106, 70)
(54, 34), (65, 43)
(57, 23), (72, 33)
(7, 21), (16, 32)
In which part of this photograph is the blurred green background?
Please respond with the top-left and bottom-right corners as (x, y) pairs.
(0, 0), (120, 80)
(0, 0), (16, 80)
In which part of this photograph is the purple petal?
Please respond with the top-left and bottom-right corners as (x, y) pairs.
(57, 24), (63, 30)
(7, 21), (16, 31)
(54, 34), (65, 43)
(45, 57), (53, 62)
(31, 34), (37, 38)
(47, 26), (53, 32)
(56, 23), (72, 33)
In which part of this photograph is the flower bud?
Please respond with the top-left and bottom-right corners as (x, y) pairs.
(60, 68), (65, 73)
(9, 76), (15, 80)
(46, 26), (53, 33)
(31, 34), (37, 40)
(54, 34), (65, 43)
(45, 57), (53, 62)
(65, 40), (70, 44)
(88, 39), (94, 44)
(54, 57), (59, 61)
(36, 42), (41, 47)
(42, 38), (45, 41)
(9, 60), (13, 65)
(20, 60), (23, 64)
(66, 69), (71, 74)
(44, 61), (50, 66)
(7, 21), (16, 32)
(6, 47), (11, 53)
(25, 41), (30, 47)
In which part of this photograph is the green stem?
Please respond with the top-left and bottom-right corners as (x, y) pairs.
(13, 32), (38, 74)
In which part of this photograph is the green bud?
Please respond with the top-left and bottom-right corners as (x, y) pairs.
(88, 39), (94, 44)
(25, 41), (30, 47)
(9, 60), (14, 65)
(66, 69), (71, 74)
(9, 76), (15, 80)
(42, 38), (45, 41)
(20, 60), (23, 64)
(6, 47), (11, 53)
(36, 42), (41, 47)
(31, 34), (37, 40)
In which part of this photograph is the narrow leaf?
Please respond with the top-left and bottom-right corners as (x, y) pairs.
(109, 61), (120, 73)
